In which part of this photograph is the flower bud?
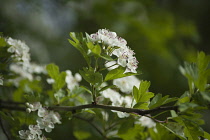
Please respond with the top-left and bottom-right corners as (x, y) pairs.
(26, 108), (31, 113)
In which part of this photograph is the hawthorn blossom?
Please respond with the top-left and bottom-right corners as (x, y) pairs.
(19, 125), (46, 140)
(89, 29), (138, 73)
(20, 102), (62, 139)
(65, 70), (82, 91)
(113, 76), (140, 93)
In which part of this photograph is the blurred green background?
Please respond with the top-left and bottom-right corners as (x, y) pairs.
(1, 0), (210, 139)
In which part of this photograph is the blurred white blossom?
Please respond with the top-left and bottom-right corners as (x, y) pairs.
(65, 70), (82, 91)
(136, 116), (156, 128)
(46, 78), (55, 84)
(100, 84), (134, 118)
(0, 75), (3, 86)
(113, 76), (140, 93)
(6, 37), (30, 65)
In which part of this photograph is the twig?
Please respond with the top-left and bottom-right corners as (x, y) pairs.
(0, 100), (178, 116)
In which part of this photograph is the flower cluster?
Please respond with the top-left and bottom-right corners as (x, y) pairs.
(19, 102), (61, 140)
(89, 29), (138, 73)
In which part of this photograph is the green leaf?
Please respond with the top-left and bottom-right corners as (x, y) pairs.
(98, 85), (117, 92)
(149, 123), (176, 140)
(118, 124), (145, 140)
(162, 122), (186, 140)
(73, 131), (91, 140)
(80, 86), (92, 95)
(204, 131), (210, 140)
(104, 66), (138, 81)
(46, 63), (66, 90)
(133, 102), (149, 110)
(149, 93), (177, 109)
(133, 81), (154, 109)
(46, 63), (59, 79)
(133, 86), (139, 102)
(86, 41), (101, 56)
(172, 112), (205, 140)
(183, 121), (204, 140)
(100, 53), (114, 61)
(69, 32), (91, 66)
(179, 103), (198, 112)
(0, 37), (7, 47)
(83, 109), (96, 114)
(79, 67), (103, 85)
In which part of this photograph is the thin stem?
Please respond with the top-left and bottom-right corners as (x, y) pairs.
(91, 85), (96, 104)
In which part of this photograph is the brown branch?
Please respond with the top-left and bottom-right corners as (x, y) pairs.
(0, 100), (178, 116)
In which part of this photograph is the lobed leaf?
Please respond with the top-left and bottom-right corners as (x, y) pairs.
(104, 66), (138, 81)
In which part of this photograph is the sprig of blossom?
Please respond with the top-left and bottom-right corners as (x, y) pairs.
(19, 102), (61, 140)
(89, 29), (138, 73)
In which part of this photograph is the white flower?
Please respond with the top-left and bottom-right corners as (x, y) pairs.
(6, 37), (30, 64)
(19, 130), (31, 139)
(101, 88), (122, 104)
(126, 57), (138, 73)
(105, 61), (119, 70)
(136, 116), (156, 128)
(37, 110), (61, 133)
(29, 125), (42, 136)
(27, 63), (47, 74)
(10, 63), (33, 81)
(46, 78), (55, 84)
(113, 76), (140, 93)
(19, 125), (43, 140)
(65, 70), (82, 91)
(38, 108), (48, 117)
